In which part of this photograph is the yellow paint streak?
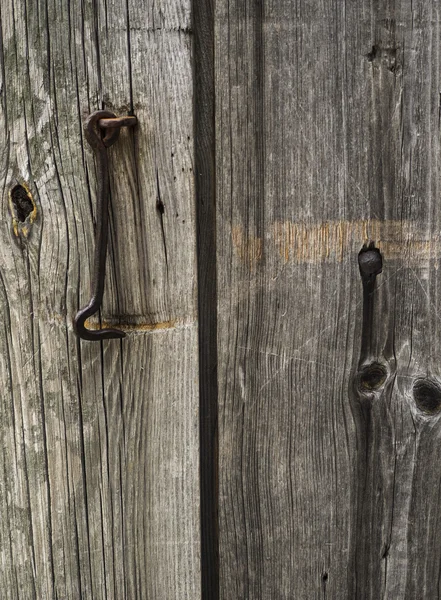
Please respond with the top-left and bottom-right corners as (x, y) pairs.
(86, 319), (178, 332)
(232, 225), (262, 267)
(273, 219), (436, 263)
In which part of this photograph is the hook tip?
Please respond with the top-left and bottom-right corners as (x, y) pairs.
(73, 311), (126, 341)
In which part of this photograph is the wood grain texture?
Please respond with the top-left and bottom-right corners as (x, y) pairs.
(0, 0), (199, 598)
(215, 0), (441, 598)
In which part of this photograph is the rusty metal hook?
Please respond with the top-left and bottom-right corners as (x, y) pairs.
(74, 110), (137, 341)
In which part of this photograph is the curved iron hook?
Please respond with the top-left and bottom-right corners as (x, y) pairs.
(74, 110), (137, 341)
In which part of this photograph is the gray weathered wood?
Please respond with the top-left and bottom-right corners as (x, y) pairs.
(0, 0), (199, 598)
(4, 0), (441, 597)
(216, 1), (441, 598)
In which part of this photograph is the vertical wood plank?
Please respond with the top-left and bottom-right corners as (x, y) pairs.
(216, 0), (441, 598)
(0, 0), (200, 598)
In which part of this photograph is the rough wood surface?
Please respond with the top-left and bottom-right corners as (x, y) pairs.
(0, 0), (199, 598)
(216, 1), (441, 598)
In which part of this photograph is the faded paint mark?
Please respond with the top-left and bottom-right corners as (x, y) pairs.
(85, 318), (195, 333)
(273, 220), (436, 263)
(232, 225), (262, 267)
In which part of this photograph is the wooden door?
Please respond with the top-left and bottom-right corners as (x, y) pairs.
(2, 0), (441, 598)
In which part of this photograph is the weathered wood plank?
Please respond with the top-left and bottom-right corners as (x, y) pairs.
(0, 0), (199, 598)
(216, 0), (441, 598)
